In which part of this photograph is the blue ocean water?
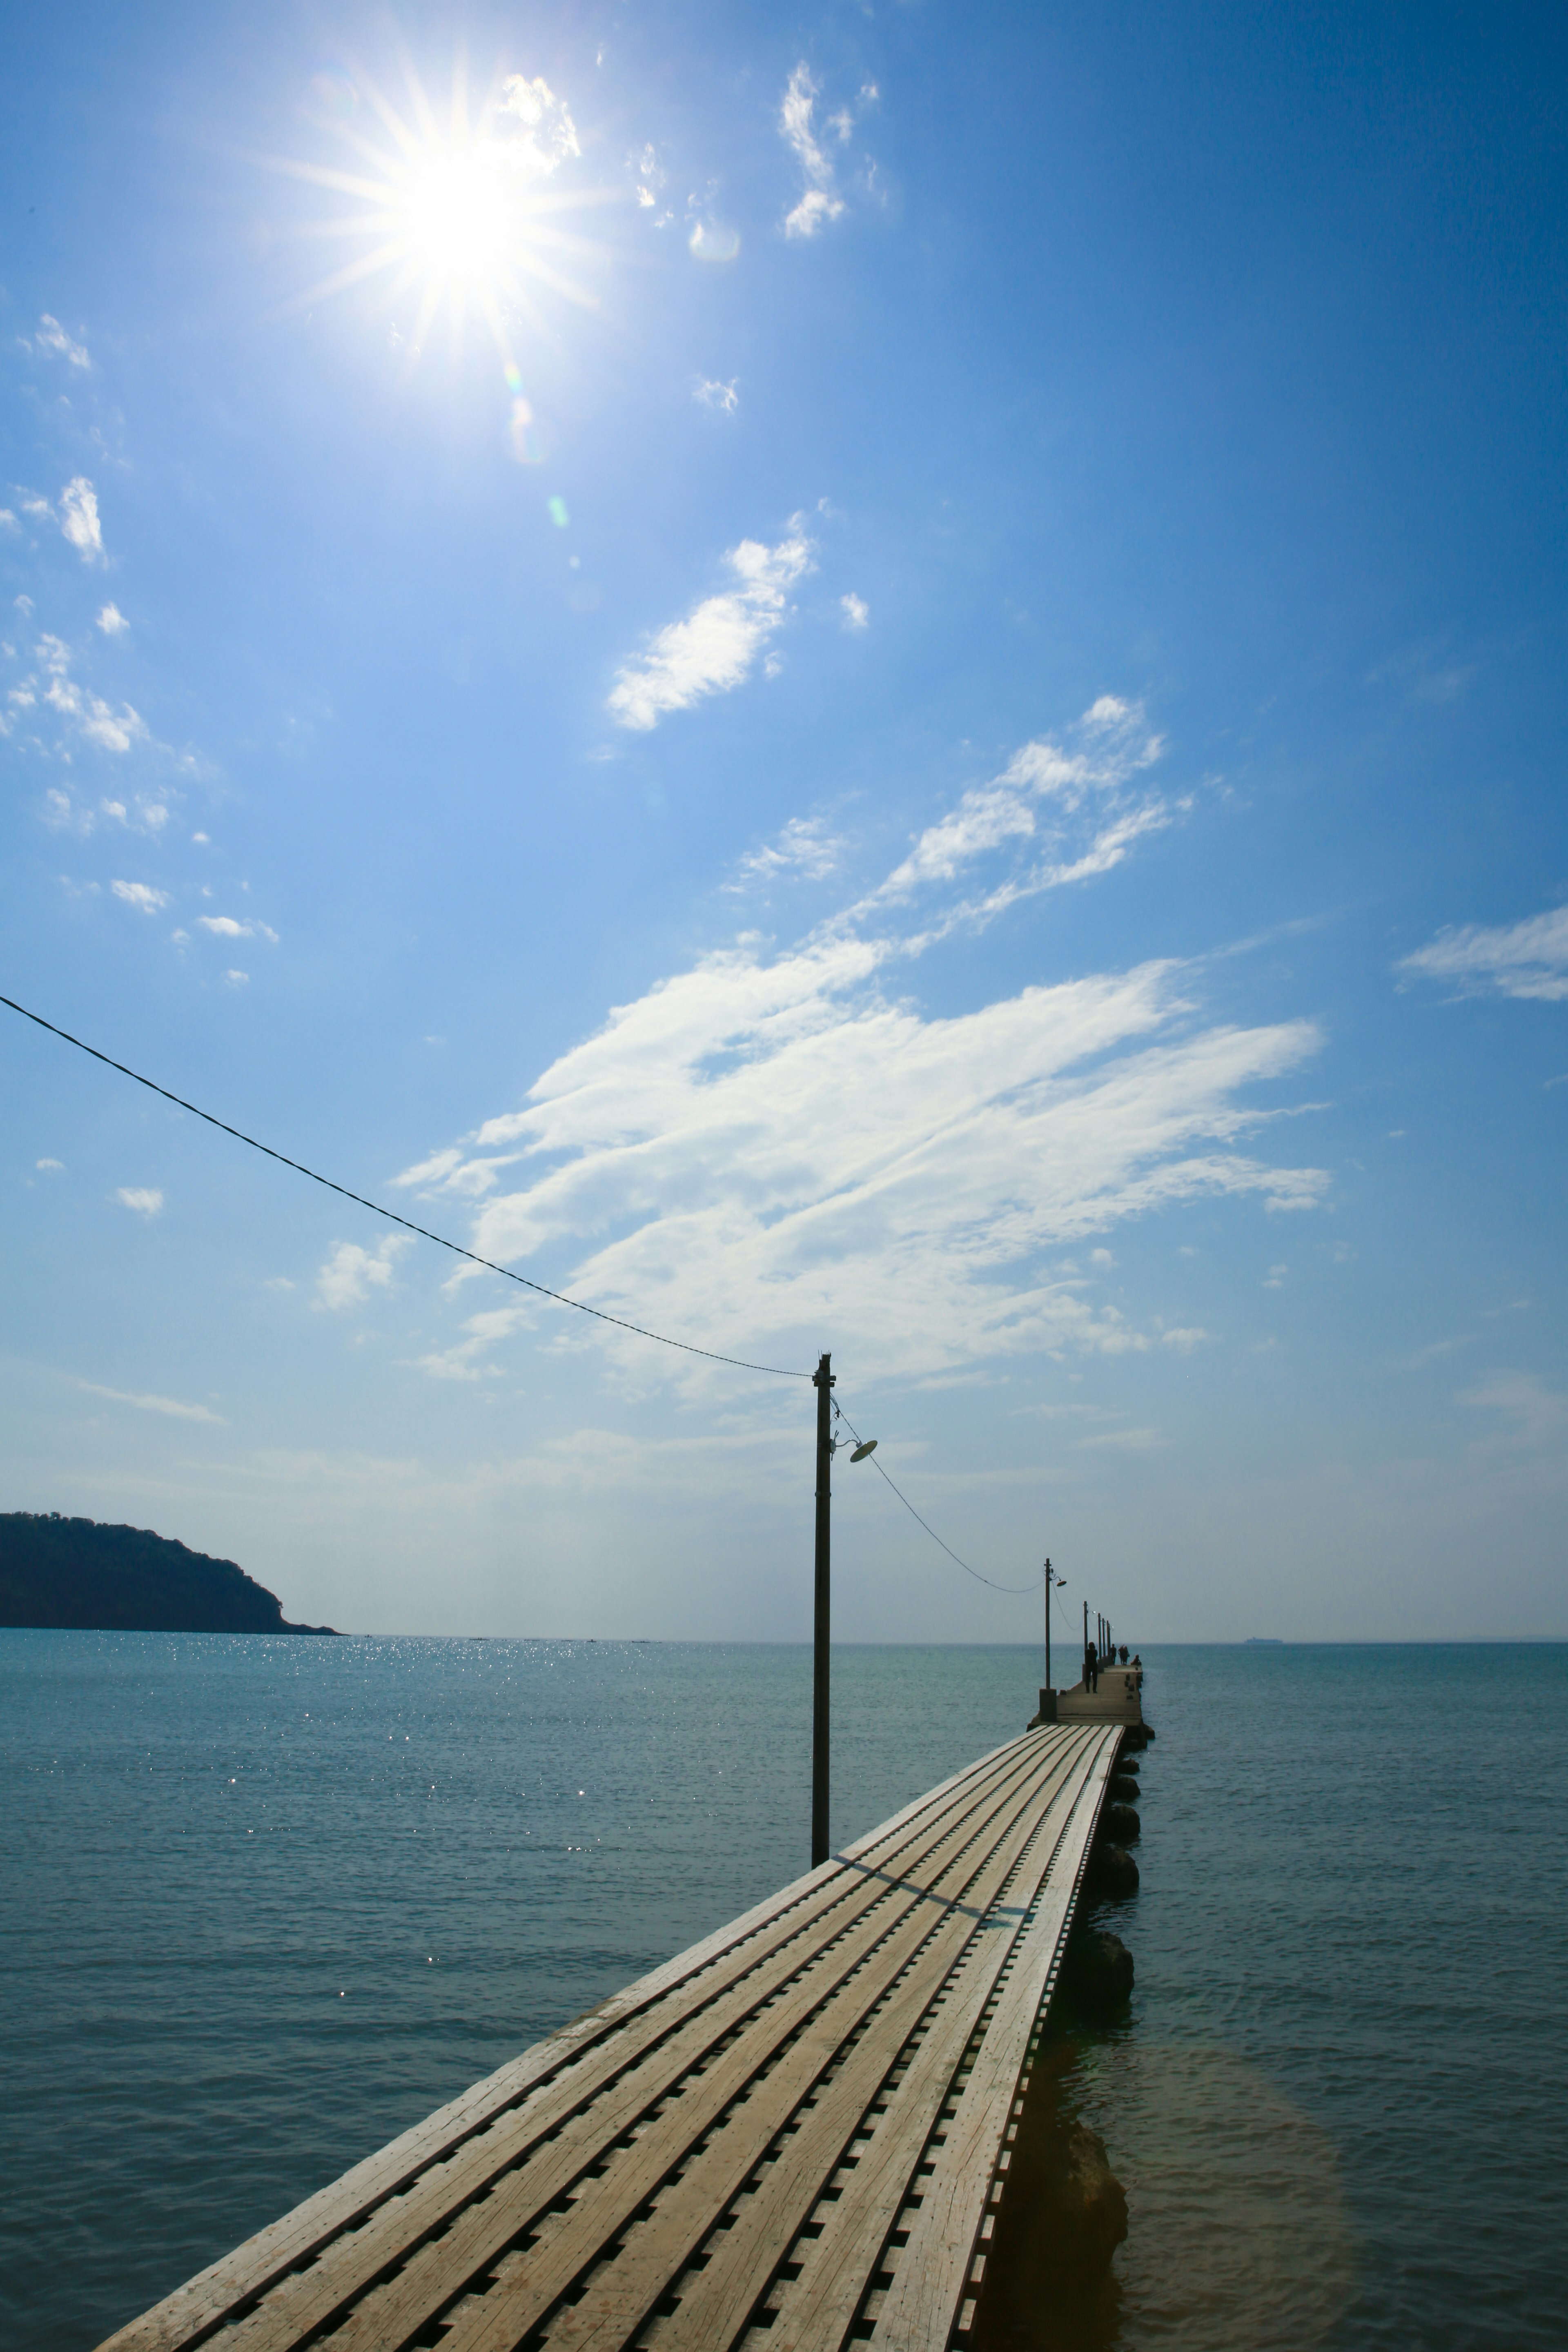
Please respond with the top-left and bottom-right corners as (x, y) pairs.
(1, 1635), (1564, 2352)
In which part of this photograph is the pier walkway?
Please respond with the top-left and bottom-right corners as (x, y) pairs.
(101, 1721), (1123, 2352)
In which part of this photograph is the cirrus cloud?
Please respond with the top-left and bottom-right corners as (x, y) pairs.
(394, 702), (1326, 1388)
(607, 522), (814, 730)
(1399, 906), (1568, 1003)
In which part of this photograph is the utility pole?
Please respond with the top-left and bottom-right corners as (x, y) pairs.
(1044, 1558), (1051, 1692)
(1082, 1598), (1089, 1683)
(812, 1352), (834, 1869)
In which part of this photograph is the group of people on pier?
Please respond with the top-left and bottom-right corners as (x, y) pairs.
(1082, 1637), (1141, 1693)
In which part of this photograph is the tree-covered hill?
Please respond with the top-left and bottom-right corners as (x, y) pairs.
(0, 1513), (336, 1633)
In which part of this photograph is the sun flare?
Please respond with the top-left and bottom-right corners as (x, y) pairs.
(281, 67), (601, 354)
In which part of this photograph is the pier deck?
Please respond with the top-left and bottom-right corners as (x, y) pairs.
(101, 1721), (1123, 2352)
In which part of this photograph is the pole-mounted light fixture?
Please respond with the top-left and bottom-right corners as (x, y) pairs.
(813, 1377), (879, 1871)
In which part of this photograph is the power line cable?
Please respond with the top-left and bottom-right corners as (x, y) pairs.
(834, 1400), (1039, 1595)
(0, 991), (811, 1381)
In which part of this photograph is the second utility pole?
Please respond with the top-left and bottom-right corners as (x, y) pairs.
(812, 1352), (834, 1868)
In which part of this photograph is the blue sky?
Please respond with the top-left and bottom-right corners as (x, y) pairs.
(3, 1), (1564, 1641)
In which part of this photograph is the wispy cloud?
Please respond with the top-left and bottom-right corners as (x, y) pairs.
(315, 1235), (412, 1311)
(29, 315), (91, 368)
(1459, 1370), (1568, 1451)
(728, 814), (844, 891)
(495, 75), (580, 174)
(29, 634), (146, 753)
(111, 880), (169, 914)
(608, 522), (814, 730)
(74, 1379), (223, 1424)
(694, 377), (739, 414)
(861, 695), (1172, 940)
(840, 592), (869, 630)
(779, 65), (876, 239)
(394, 706), (1325, 1387)
(1399, 906), (1568, 1003)
(116, 1187), (164, 1216)
(628, 143), (667, 213)
(414, 1303), (534, 1382)
(96, 602), (129, 635)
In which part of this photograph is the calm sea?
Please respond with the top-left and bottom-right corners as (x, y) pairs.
(1, 1635), (1564, 2352)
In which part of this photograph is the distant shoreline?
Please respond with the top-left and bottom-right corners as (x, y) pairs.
(0, 1512), (336, 1635)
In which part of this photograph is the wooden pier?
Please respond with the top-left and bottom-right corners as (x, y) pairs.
(101, 1720), (1126, 2352)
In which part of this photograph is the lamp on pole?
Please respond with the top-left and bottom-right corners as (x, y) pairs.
(1044, 1557), (1067, 1693)
(811, 1356), (877, 1871)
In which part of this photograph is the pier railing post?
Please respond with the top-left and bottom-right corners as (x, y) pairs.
(812, 1352), (834, 1869)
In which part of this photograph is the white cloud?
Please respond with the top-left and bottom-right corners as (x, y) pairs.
(786, 188), (846, 239)
(197, 913), (279, 943)
(1160, 1326), (1211, 1353)
(111, 880), (169, 914)
(840, 592), (869, 630)
(495, 76), (580, 175)
(694, 377), (739, 414)
(315, 1234), (412, 1312)
(628, 143), (666, 209)
(1399, 906), (1568, 1003)
(36, 1158), (63, 1172)
(31, 635), (147, 753)
(43, 787), (93, 835)
(393, 713), (1327, 1388)
(225, 969), (249, 987)
(1459, 1370), (1568, 1451)
(608, 523), (814, 730)
(96, 603), (129, 635)
(728, 814), (844, 890)
(864, 696), (1170, 935)
(32, 314), (91, 368)
(116, 1187), (164, 1216)
(59, 477), (105, 563)
(1263, 1263), (1288, 1289)
(74, 1379), (223, 1424)
(415, 1303), (535, 1382)
(780, 65), (848, 238)
(0, 510), (18, 534)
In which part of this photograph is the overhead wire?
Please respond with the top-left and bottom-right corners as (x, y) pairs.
(5, 990), (1045, 1594)
(833, 1400), (1040, 1595)
(0, 992), (811, 1381)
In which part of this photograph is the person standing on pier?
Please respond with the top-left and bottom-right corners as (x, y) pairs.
(1085, 1637), (1099, 1693)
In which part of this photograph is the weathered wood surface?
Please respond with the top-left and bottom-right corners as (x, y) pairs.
(99, 1722), (1120, 2352)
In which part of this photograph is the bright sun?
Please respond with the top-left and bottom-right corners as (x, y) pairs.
(283, 67), (597, 352)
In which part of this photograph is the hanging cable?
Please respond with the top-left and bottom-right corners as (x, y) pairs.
(834, 1399), (1039, 1594)
(0, 992), (811, 1380)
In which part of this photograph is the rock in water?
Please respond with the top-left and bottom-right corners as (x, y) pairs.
(971, 2074), (1129, 2347)
(1064, 1926), (1135, 2012)
(1051, 2120), (1131, 2275)
(1108, 1773), (1141, 1804)
(1087, 1842), (1140, 1899)
(1102, 1801), (1141, 1844)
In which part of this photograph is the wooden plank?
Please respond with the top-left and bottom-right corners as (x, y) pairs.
(866, 1728), (1120, 2350)
(634, 1733), (1105, 2352)
(526, 1731), (1105, 2352)
(98, 1730), (1057, 2352)
(312, 1731), (1081, 2352)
